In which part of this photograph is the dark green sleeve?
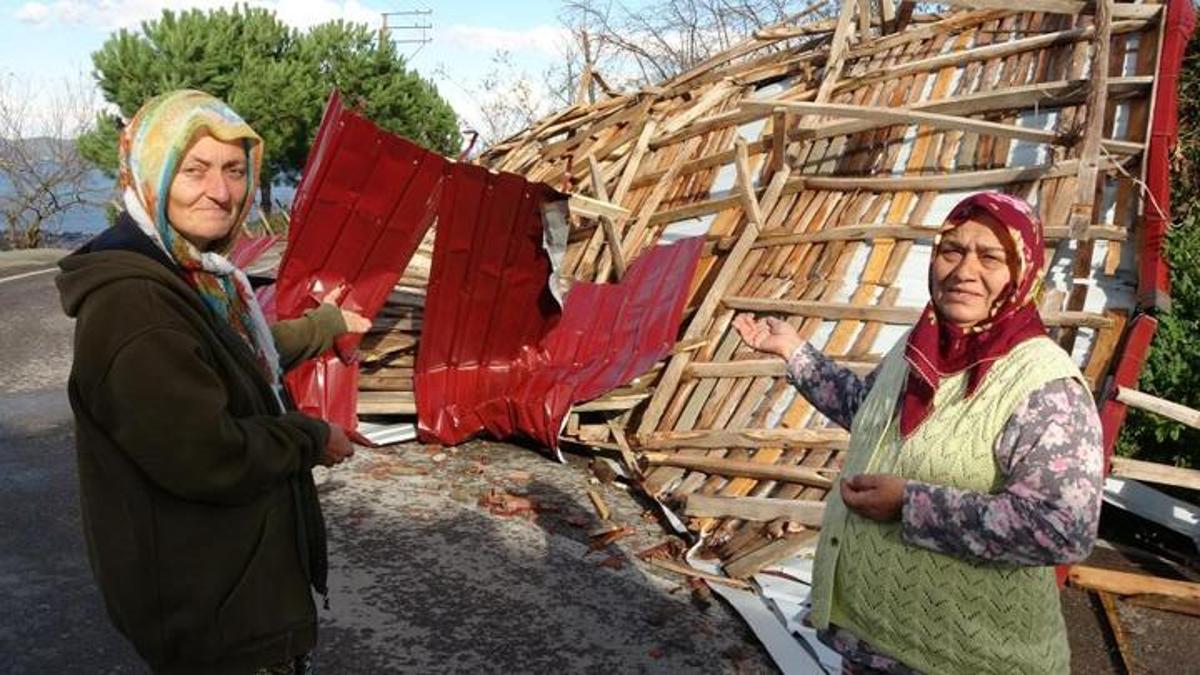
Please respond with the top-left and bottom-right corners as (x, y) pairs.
(91, 326), (330, 506)
(270, 302), (347, 372)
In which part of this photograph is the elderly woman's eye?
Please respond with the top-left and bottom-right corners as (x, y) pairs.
(937, 246), (964, 262)
(226, 167), (246, 179)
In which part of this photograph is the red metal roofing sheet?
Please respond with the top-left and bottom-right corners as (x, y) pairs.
(274, 91), (446, 434)
(416, 161), (704, 449)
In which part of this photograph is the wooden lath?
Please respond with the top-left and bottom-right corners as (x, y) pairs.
(359, 2), (1173, 577)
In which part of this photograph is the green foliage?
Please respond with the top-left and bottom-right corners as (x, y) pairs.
(77, 112), (122, 176)
(1117, 12), (1200, 468)
(79, 4), (460, 207)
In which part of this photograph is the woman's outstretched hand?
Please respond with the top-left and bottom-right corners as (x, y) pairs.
(840, 473), (906, 522)
(732, 313), (804, 360)
(320, 284), (372, 334)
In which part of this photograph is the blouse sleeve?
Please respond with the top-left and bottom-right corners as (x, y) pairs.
(270, 302), (347, 372)
(785, 342), (880, 431)
(900, 377), (1104, 566)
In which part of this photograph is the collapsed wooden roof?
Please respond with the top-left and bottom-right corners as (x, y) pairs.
(358, 0), (1188, 576)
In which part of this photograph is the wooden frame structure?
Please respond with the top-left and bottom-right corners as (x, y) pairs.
(358, 1), (1188, 577)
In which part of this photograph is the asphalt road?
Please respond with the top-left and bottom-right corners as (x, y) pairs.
(0, 255), (775, 674)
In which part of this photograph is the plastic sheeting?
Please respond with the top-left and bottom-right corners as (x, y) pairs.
(416, 162), (704, 449)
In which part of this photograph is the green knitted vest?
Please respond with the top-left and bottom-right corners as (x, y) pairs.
(809, 336), (1084, 675)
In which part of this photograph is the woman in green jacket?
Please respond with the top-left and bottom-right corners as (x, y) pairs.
(734, 193), (1104, 674)
(57, 90), (367, 674)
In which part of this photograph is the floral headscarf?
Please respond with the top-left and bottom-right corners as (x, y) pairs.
(120, 90), (282, 402)
(899, 192), (1048, 438)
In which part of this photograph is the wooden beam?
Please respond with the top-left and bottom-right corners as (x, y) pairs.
(721, 296), (1115, 328)
(933, 0), (1159, 20)
(745, 99), (1142, 155)
(1069, 0), (1114, 240)
(638, 428), (850, 450)
(686, 358), (878, 378)
(635, 154), (787, 434)
(808, 0), (859, 124)
(834, 20), (1149, 93)
(683, 494), (827, 525)
(648, 160), (1094, 227)
(723, 531), (819, 579)
(641, 452), (838, 489)
(569, 193), (630, 222)
(357, 391), (416, 415)
(586, 153), (627, 279)
(1109, 457), (1200, 492)
(1069, 565), (1200, 604)
(1097, 591), (1137, 675)
(571, 393), (650, 413)
(720, 224), (1126, 249)
(642, 557), (754, 589)
(1115, 386), (1200, 429)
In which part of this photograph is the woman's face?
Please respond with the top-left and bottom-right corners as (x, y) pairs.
(167, 135), (248, 249)
(930, 216), (1014, 328)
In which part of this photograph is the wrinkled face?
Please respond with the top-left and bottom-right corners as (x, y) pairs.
(167, 134), (248, 250)
(931, 216), (1014, 328)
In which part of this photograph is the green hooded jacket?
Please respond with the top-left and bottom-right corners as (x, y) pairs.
(56, 215), (345, 674)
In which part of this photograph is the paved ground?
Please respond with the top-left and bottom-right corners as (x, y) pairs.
(0, 256), (774, 674)
(3, 249), (1197, 675)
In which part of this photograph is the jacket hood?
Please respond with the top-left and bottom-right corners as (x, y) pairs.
(57, 213), (191, 319)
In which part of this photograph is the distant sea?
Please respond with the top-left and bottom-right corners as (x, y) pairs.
(0, 168), (296, 249)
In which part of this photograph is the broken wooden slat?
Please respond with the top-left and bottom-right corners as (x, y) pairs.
(1115, 387), (1200, 430)
(723, 531), (819, 579)
(641, 452), (837, 489)
(683, 493), (826, 525)
(744, 99), (1142, 155)
(1069, 566), (1200, 604)
(643, 557), (754, 589)
(934, 0), (1158, 20)
(639, 428), (850, 450)
(569, 193), (630, 222)
(721, 296), (1114, 329)
(1108, 456), (1200, 492)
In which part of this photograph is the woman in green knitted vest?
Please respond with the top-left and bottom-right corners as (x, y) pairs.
(734, 192), (1104, 675)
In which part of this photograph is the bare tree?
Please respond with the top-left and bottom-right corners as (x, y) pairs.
(0, 75), (108, 249)
(559, 0), (837, 84)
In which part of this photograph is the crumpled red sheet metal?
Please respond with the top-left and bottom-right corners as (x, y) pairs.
(273, 91), (445, 434)
(415, 161), (704, 449)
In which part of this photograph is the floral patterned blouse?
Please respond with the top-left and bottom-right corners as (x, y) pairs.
(785, 343), (1104, 674)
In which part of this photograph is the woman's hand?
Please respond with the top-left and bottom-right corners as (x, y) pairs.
(840, 473), (906, 522)
(321, 424), (356, 467)
(732, 313), (803, 359)
(320, 284), (371, 334)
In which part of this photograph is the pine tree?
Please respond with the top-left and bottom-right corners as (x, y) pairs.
(79, 5), (461, 213)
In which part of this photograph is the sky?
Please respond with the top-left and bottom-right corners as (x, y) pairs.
(0, 0), (573, 137)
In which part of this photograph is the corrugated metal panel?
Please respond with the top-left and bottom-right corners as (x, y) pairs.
(416, 162), (703, 449)
(274, 91), (446, 434)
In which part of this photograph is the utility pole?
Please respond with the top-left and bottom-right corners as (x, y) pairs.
(379, 9), (433, 58)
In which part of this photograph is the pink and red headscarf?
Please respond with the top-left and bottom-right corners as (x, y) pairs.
(899, 192), (1048, 438)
